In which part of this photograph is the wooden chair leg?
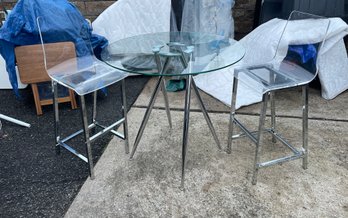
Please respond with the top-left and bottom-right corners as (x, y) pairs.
(69, 89), (78, 109)
(31, 83), (43, 115)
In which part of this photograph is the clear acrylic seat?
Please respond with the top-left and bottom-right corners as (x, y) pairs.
(46, 54), (127, 95)
(227, 11), (330, 184)
(37, 13), (129, 179)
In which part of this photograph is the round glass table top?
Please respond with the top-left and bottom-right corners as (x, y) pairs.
(101, 32), (245, 76)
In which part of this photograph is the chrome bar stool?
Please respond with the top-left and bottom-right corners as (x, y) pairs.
(227, 11), (330, 184)
(37, 14), (129, 179)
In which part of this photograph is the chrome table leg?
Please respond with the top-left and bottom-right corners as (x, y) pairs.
(181, 75), (193, 190)
(130, 57), (172, 159)
(129, 76), (164, 159)
(154, 53), (172, 128)
(161, 79), (172, 128)
(191, 78), (221, 150)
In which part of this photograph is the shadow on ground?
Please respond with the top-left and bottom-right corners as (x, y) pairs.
(0, 76), (149, 217)
(66, 81), (348, 217)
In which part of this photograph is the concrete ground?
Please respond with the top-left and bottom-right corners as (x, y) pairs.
(65, 78), (348, 217)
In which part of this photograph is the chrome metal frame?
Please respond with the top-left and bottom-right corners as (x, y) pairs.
(129, 55), (172, 159)
(52, 80), (129, 179)
(226, 11), (329, 185)
(130, 47), (221, 189)
(227, 79), (309, 184)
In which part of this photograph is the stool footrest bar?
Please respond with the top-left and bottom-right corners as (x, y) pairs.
(59, 141), (88, 163)
(58, 118), (125, 162)
(234, 118), (257, 144)
(95, 123), (125, 139)
(258, 152), (305, 168)
(232, 121), (302, 156)
(61, 123), (96, 143)
(269, 130), (301, 155)
(89, 118), (125, 142)
(232, 127), (273, 140)
(110, 130), (125, 140)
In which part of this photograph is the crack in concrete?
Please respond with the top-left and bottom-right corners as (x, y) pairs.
(132, 105), (348, 123)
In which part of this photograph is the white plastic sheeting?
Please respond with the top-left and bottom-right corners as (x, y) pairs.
(0, 56), (27, 89)
(181, 0), (235, 39)
(0, 10), (27, 89)
(194, 18), (348, 109)
(92, 0), (172, 44)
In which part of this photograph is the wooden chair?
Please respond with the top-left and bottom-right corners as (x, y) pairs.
(15, 42), (77, 115)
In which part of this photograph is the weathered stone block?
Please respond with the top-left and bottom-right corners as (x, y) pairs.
(70, 1), (86, 14)
(85, 1), (115, 16)
(0, 0), (256, 38)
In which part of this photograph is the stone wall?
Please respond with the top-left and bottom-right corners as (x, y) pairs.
(0, 0), (257, 38)
(234, 0), (257, 39)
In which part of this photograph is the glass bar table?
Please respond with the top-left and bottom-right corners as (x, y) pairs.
(101, 32), (245, 189)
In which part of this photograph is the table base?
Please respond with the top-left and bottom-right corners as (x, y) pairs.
(130, 75), (221, 189)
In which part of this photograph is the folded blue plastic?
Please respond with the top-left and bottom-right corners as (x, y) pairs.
(285, 44), (318, 73)
(0, 0), (108, 95)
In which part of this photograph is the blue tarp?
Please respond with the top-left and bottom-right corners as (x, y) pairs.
(0, 0), (108, 95)
(288, 44), (318, 64)
(286, 44), (318, 74)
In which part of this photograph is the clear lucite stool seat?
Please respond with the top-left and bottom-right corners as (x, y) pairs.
(235, 60), (314, 94)
(48, 54), (127, 96)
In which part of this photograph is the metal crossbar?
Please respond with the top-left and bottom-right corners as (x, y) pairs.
(59, 141), (88, 163)
(95, 123), (125, 140)
(89, 118), (124, 142)
(58, 118), (125, 163)
(61, 123), (96, 143)
(231, 117), (305, 168)
(258, 152), (304, 168)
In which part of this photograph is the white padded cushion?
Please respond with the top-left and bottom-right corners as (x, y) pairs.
(92, 0), (171, 44)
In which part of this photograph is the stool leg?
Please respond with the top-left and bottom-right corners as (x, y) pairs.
(121, 79), (129, 154)
(302, 85), (309, 169)
(80, 95), (95, 179)
(270, 91), (276, 143)
(92, 91), (97, 124)
(227, 77), (238, 154)
(252, 92), (268, 185)
(52, 81), (60, 155)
